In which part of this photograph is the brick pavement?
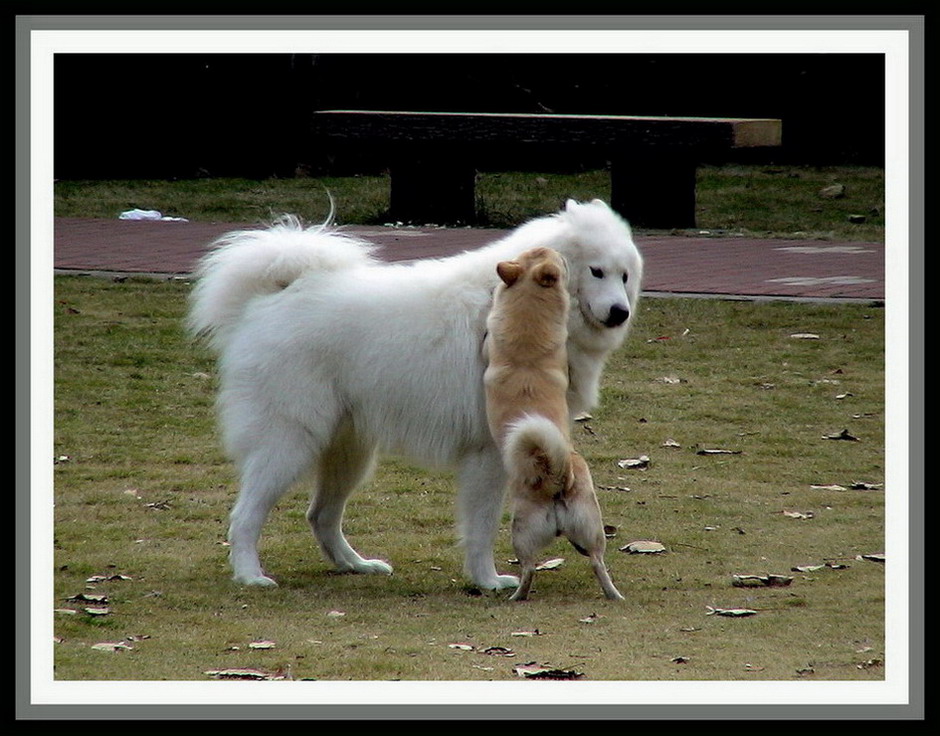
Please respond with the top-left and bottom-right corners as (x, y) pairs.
(53, 217), (885, 302)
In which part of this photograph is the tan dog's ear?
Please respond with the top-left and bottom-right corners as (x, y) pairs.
(497, 260), (524, 286)
(533, 260), (562, 288)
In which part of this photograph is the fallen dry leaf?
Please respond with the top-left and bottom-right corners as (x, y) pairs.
(204, 668), (286, 681)
(791, 561), (851, 572)
(617, 455), (651, 470)
(513, 662), (585, 680)
(696, 448), (742, 456)
(67, 593), (109, 604)
(732, 574), (794, 588)
(790, 333), (820, 339)
(535, 558), (565, 571)
(655, 375), (683, 384)
(91, 641), (133, 652)
(620, 540), (667, 554)
(248, 640), (276, 650)
(86, 574), (133, 583)
(857, 553), (885, 563)
(823, 428), (859, 441)
(481, 646), (515, 657)
(706, 606), (758, 617)
(782, 510), (815, 520)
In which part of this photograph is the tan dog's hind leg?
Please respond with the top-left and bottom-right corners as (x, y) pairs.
(508, 499), (555, 601)
(510, 564), (536, 601)
(565, 454), (625, 601)
(591, 552), (625, 601)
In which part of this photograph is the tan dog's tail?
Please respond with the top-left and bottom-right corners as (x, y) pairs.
(502, 414), (570, 496)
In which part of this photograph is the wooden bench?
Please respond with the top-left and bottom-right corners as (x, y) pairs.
(312, 110), (782, 228)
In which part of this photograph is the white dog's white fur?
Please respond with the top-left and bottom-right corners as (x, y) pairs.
(188, 199), (643, 589)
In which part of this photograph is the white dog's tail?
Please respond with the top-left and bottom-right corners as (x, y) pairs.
(502, 414), (572, 496)
(187, 213), (379, 351)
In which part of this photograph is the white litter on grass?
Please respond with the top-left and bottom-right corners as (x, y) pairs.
(119, 208), (189, 222)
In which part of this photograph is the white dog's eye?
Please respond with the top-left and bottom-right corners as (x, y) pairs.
(590, 267), (604, 279)
(622, 273), (629, 284)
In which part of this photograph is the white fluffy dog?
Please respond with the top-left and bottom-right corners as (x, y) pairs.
(188, 199), (643, 590)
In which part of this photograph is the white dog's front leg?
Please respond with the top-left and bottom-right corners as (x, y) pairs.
(457, 448), (519, 590)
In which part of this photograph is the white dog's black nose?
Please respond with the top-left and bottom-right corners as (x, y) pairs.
(605, 305), (630, 327)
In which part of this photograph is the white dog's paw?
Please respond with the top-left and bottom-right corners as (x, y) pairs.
(481, 573), (520, 590)
(341, 558), (394, 576)
(361, 559), (394, 575)
(233, 573), (279, 587)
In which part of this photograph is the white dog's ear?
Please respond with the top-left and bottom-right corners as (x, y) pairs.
(497, 260), (524, 286)
(564, 199), (579, 212)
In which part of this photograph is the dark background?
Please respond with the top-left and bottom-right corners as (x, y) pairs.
(53, 53), (885, 180)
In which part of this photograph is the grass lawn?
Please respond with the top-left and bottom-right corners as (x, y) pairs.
(53, 165), (885, 242)
(50, 275), (886, 683)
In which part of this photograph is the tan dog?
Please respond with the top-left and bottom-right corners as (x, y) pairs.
(484, 246), (624, 601)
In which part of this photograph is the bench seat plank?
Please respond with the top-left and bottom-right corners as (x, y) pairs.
(312, 110), (782, 227)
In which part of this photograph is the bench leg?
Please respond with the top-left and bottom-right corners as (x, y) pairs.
(610, 156), (698, 229)
(389, 153), (476, 226)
